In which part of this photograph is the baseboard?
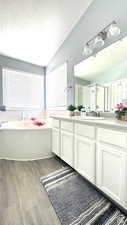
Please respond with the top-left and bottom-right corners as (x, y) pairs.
(0, 154), (54, 161)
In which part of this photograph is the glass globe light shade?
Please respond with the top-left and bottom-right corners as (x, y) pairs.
(107, 23), (120, 38)
(83, 45), (93, 56)
(93, 35), (105, 49)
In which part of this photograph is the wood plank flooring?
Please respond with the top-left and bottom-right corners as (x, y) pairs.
(0, 157), (62, 225)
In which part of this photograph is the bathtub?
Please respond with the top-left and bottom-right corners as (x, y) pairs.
(0, 120), (53, 161)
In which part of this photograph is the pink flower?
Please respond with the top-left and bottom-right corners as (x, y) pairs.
(120, 103), (124, 108)
(30, 117), (37, 121)
(116, 103), (124, 109)
(116, 104), (120, 109)
(123, 102), (127, 108)
(33, 121), (45, 126)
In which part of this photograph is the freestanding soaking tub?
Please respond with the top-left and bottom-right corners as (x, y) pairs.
(0, 120), (52, 161)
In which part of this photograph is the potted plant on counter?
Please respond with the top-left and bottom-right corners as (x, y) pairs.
(115, 103), (127, 121)
(77, 105), (84, 113)
(67, 104), (76, 116)
(73, 105), (84, 116)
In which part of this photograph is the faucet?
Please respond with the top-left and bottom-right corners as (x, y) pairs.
(85, 106), (101, 117)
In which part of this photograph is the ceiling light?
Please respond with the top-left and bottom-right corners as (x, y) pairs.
(107, 23), (121, 38)
(83, 45), (93, 56)
(82, 21), (121, 57)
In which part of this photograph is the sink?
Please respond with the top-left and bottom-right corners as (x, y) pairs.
(74, 116), (105, 120)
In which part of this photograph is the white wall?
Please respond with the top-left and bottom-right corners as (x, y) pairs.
(46, 63), (67, 109)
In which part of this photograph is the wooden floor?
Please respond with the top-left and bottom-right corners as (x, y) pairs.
(0, 157), (62, 225)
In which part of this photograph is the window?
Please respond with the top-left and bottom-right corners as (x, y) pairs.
(3, 69), (44, 110)
(104, 79), (127, 111)
(46, 63), (67, 109)
(75, 85), (90, 106)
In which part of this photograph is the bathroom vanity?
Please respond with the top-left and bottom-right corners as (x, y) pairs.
(51, 116), (127, 210)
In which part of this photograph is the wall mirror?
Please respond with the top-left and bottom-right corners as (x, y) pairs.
(74, 35), (127, 112)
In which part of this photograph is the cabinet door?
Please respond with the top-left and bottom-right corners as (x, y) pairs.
(74, 135), (95, 183)
(52, 128), (60, 157)
(96, 144), (127, 207)
(61, 131), (73, 167)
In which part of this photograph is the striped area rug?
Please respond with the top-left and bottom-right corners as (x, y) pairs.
(40, 167), (127, 225)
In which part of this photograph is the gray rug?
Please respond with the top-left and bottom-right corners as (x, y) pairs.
(40, 167), (127, 225)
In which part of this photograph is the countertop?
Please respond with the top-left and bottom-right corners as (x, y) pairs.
(51, 115), (127, 130)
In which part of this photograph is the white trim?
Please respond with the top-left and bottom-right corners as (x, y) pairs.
(47, 106), (67, 111)
(5, 107), (43, 111)
(0, 154), (54, 161)
(2, 67), (43, 76)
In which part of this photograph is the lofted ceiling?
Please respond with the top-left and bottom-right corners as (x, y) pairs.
(0, 0), (93, 66)
(74, 35), (127, 81)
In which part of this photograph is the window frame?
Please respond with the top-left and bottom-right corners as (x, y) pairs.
(2, 67), (44, 111)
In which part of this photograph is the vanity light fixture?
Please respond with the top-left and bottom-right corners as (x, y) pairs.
(83, 21), (120, 57)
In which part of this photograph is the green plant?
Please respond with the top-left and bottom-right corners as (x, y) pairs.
(77, 105), (84, 111)
(67, 104), (76, 111)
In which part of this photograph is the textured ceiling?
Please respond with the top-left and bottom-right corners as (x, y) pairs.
(0, 0), (93, 65)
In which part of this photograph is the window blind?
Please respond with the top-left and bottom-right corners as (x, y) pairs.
(3, 69), (44, 110)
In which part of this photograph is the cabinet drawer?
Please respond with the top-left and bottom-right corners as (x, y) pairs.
(75, 123), (95, 139)
(61, 120), (73, 132)
(53, 119), (60, 128)
(97, 128), (127, 148)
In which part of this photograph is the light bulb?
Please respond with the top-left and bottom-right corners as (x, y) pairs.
(93, 35), (105, 49)
(107, 23), (120, 38)
(83, 45), (93, 56)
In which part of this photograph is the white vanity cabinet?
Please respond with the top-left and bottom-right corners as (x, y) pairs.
(52, 128), (60, 156)
(52, 116), (127, 210)
(75, 135), (95, 183)
(74, 123), (96, 183)
(61, 120), (74, 167)
(52, 119), (60, 157)
(61, 130), (73, 166)
(96, 128), (127, 209)
(52, 118), (74, 166)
